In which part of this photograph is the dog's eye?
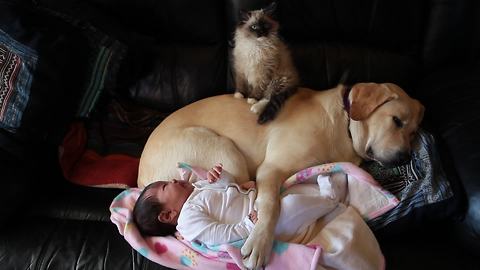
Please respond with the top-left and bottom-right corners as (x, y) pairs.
(250, 24), (258, 30)
(393, 116), (404, 128)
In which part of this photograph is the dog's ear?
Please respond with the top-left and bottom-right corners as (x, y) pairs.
(349, 83), (398, 121)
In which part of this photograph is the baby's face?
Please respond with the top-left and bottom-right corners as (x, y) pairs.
(152, 180), (194, 213)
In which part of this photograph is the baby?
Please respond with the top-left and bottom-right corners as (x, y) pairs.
(133, 163), (337, 245)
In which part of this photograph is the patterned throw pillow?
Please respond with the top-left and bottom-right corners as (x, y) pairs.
(0, 3), (126, 142)
(0, 29), (37, 132)
(362, 129), (455, 231)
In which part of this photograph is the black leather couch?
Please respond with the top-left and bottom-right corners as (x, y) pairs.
(1, 0), (479, 269)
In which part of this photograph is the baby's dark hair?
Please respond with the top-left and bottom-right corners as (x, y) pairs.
(133, 181), (177, 236)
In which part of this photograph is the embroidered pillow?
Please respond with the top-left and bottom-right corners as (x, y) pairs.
(0, 2), (126, 148)
(0, 30), (37, 132)
(362, 129), (459, 234)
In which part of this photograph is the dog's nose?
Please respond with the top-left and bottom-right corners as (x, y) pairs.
(381, 150), (411, 168)
(395, 151), (411, 165)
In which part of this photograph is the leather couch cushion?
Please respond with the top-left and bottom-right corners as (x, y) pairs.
(423, 0), (475, 71)
(0, 217), (170, 269)
(0, 149), (31, 226)
(124, 43), (228, 112)
(226, 0), (424, 45)
(380, 224), (479, 269)
(289, 44), (418, 90)
(85, 0), (225, 43)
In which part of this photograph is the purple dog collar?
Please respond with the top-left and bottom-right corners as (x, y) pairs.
(343, 85), (353, 139)
(343, 85), (352, 116)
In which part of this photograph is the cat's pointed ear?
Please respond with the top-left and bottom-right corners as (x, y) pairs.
(263, 2), (277, 16)
(239, 9), (251, 24)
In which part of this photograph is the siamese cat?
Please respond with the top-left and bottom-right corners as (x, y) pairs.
(232, 2), (299, 124)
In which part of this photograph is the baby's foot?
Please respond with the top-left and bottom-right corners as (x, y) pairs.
(317, 175), (335, 199)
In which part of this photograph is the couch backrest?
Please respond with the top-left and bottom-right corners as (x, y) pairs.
(85, 0), (229, 112)
(0, 0), (476, 155)
(227, 0), (476, 90)
(29, 0), (475, 111)
(227, 0), (427, 92)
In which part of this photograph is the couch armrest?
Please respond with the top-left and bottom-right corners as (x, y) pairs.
(441, 120), (480, 256)
(417, 65), (480, 256)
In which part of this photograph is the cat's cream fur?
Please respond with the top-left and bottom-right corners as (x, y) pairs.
(232, 6), (299, 118)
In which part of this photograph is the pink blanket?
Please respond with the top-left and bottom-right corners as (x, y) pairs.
(110, 162), (396, 269)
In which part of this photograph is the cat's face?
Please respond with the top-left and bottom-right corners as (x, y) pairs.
(238, 6), (279, 38)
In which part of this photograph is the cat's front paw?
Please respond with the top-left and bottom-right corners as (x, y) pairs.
(234, 92), (245, 99)
(247, 98), (258, 104)
(250, 99), (269, 114)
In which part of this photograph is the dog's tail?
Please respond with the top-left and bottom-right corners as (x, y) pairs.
(257, 86), (298, 124)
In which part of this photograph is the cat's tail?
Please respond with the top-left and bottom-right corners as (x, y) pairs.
(257, 86), (298, 124)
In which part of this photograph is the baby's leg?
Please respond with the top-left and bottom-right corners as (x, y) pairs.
(274, 194), (338, 238)
(307, 206), (384, 270)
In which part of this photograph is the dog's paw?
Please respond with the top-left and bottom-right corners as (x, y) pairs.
(247, 98), (258, 104)
(234, 92), (244, 99)
(241, 227), (273, 269)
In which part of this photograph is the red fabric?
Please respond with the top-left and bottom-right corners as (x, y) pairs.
(59, 122), (139, 187)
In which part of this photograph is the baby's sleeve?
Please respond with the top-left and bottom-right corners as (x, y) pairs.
(177, 204), (253, 245)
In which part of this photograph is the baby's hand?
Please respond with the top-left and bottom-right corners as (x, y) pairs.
(207, 163), (223, 183)
(240, 181), (256, 190)
(248, 210), (258, 224)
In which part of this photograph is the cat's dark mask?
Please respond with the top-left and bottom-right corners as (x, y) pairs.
(249, 19), (273, 37)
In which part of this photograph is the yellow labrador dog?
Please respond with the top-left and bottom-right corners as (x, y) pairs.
(138, 82), (424, 269)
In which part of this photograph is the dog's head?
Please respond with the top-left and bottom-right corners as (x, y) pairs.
(348, 83), (425, 167)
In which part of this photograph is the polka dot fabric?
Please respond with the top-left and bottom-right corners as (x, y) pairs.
(110, 190), (319, 269)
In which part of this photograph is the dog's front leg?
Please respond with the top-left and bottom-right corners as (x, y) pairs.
(241, 163), (285, 269)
